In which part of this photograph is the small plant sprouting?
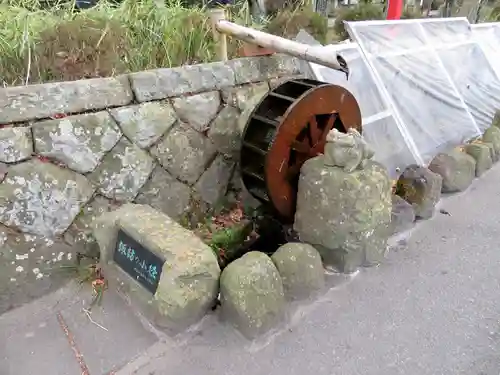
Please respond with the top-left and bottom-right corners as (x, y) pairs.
(46, 251), (108, 310)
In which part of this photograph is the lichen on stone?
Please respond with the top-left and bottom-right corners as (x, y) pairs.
(89, 137), (154, 202)
(33, 112), (122, 173)
(0, 126), (33, 163)
(109, 101), (178, 149)
(0, 159), (95, 236)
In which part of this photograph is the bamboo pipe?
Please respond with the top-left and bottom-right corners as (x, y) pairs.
(210, 16), (349, 75)
(209, 8), (229, 62)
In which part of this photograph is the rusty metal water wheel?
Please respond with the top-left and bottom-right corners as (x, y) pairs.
(240, 78), (362, 223)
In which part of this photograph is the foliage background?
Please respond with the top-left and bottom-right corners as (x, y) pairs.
(0, 0), (331, 86)
(2, 0), (497, 87)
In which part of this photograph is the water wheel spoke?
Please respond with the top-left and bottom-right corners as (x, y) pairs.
(308, 116), (321, 147)
(291, 140), (310, 154)
(320, 113), (337, 144)
(286, 152), (309, 179)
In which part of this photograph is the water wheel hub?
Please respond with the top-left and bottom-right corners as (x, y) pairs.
(240, 78), (362, 223)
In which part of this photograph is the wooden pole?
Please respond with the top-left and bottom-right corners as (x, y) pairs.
(209, 8), (228, 62)
(213, 20), (346, 72)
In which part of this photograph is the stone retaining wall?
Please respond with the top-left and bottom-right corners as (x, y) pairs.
(0, 54), (302, 250)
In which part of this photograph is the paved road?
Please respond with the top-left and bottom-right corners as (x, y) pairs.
(119, 165), (500, 375)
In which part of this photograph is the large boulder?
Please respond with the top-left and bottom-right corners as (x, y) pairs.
(294, 128), (391, 273)
(220, 251), (285, 339)
(482, 142), (497, 163)
(93, 204), (220, 332)
(482, 126), (500, 161)
(396, 165), (442, 220)
(492, 110), (500, 128)
(428, 150), (476, 193)
(271, 243), (325, 300)
(390, 195), (416, 235)
(295, 158), (391, 272)
(464, 143), (493, 177)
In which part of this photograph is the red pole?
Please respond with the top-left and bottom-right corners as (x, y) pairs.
(386, 0), (404, 19)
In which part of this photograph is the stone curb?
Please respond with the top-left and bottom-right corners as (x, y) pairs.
(0, 76), (133, 124)
(0, 55), (300, 124)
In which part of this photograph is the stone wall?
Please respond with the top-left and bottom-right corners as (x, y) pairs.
(0, 54), (302, 251)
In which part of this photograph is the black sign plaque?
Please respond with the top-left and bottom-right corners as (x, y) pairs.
(113, 229), (164, 294)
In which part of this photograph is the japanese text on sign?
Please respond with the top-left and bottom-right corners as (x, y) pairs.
(116, 240), (159, 285)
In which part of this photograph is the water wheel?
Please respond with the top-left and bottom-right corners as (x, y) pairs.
(240, 78), (362, 223)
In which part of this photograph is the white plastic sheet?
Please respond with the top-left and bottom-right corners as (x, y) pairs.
(295, 30), (420, 177)
(346, 18), (500, 165)
(421, 19), (500, 131)
(472, 22), (500, 78)
(438, 42), (500, 131)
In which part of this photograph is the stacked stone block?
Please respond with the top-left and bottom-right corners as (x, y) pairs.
(0, 55), (302, 250)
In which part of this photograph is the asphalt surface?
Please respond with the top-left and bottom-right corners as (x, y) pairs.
(119, 165), (500, 375)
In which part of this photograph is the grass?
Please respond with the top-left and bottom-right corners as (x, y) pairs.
(485, 1), (500, 21)
(0, 0), (329, 87)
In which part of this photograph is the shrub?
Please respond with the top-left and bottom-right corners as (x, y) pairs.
(32, 16), (129, 82)
(401, 6), (423, 18)
(0, 0), (261, 86)
(2, 2), (167, 84)
(488, 1), (500, 20)
(266, 7), (328, 43)
(333, 3), (384, 41)
(0, 0), (329, 86)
